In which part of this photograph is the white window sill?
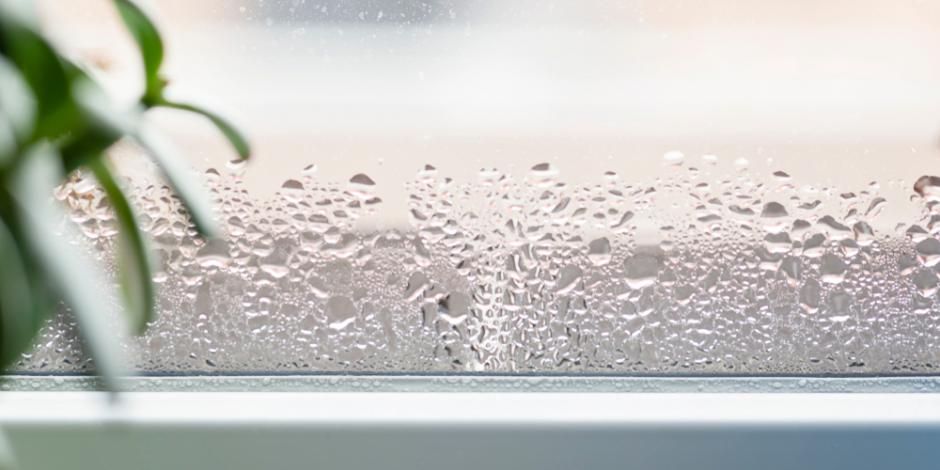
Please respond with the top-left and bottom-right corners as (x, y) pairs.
(2, 391), (939, 469)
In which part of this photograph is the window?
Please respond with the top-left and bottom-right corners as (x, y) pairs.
(20, 0), (940, 375)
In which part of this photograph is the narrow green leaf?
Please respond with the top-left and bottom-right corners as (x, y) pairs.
(0, 55), (36, 143)
(64, 74), (219, 240)
(70, 72), (134, 136)
(9, 144), (130, 391)
(0, 426), (17, 470)
(89, 159), (155, 334)
(158, 101), (251, 160)
(0, 119), (14, 166)
(134, 126), (218, 236)
(0, 10), (78, 142)
(59, 72), (134, 173)
(0, 213), (50, 368)
(0, 0), (39, 29)
(112, 0), (165, 102)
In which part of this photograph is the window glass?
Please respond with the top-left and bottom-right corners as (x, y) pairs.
(20, 0), (940, 374)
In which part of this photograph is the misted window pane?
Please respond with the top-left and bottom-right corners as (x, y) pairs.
(19, 0), (940, 374)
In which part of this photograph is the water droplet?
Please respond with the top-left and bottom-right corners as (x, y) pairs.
(779, 257), (801, 286)
(281, 179), (304, 202)
(624, 252), (661, 290)
(764, 233), (792, 254)
(552, 197), (571, 214)
(195, 239), (231, 269)
(325, 296), (357, 330)
(404, 272), (429, 302)
(852, 221), (876, 246)
(913, 269), (939, 297)
(899, 254), (919, 276)
(477, 168), (501, 184)
(916, 238), (940, 267)
(437, 293), (469, 325)
(817, 216), (852, 241)
(349, 173), (375, 186)
(530, 162), (559, 176)
(226, 158), (248, 176)
(555, 265), (583, 295)
(760, 201), (788, 219)
(587, 237), (612, 266)
(260, 250), (290, 279)
(417, 164), (437, 181)
(302, 164), (318, 175)
(760, 202), (788, 233)
(827, 290), (853, 322)
(349, 173), (376, 200)
(729, 205), (755, 217)
(610, 211), (634, 230)
(914, 175), (940, 201)
(663, 151), (684, 166)
(305, 272), (330, 300)
(820, 253), (847, 284)
(204, 168), (221, 182)
(800, 280), (822, 313)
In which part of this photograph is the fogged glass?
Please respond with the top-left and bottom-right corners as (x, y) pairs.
(18, 0), (940, 374)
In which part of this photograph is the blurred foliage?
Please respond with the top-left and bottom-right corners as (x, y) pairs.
(0, 0), (250, 389)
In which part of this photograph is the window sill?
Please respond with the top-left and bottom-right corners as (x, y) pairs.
(2, 389), (940, 469)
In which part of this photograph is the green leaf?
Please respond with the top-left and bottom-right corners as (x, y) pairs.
(158, 101), (251, 160)
(89, 159), (155, 334)
(0, 426), (17, 470)
(0, 213), (50, 368)
(0, 0), (39, 29)
(62, 71), (220, 240)
(0, 9), (78, 142)
(134, 126), (218, 236)
(0, 55), (36, 144)
(59, 70), (134, 173)
(69, 70), (134, 136)
(9, 144), (130, 391)
(112, 0), (165, 102)
(0, 119), (14, 166)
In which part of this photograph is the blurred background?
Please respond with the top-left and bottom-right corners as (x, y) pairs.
(35, 0), (940, 230)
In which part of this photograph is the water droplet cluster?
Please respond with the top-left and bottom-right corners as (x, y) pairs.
(13, 157), (940, 374)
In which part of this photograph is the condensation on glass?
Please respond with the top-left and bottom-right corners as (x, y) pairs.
(18, 0), (940, 374)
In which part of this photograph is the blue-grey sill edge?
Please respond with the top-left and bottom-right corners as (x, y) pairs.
(3, 375), (940, 393)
